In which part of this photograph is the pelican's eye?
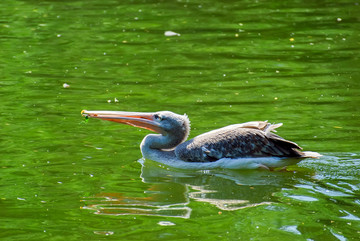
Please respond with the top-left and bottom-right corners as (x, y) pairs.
(154, 114), (162, 121)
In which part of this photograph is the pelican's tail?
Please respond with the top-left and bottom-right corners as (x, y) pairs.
(301, 151), (322, 158)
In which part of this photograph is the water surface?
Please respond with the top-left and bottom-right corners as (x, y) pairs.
(1, 0), (359, 240)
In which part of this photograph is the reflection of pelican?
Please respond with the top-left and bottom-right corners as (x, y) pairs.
(81, 110), (321, 169)
(81, 159), (297, 217)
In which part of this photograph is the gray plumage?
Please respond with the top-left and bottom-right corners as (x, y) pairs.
(174, 121), (303, 162)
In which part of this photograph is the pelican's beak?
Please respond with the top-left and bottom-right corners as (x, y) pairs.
(81, 110), (164, 134)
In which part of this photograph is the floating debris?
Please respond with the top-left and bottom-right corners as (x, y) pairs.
(80, 110), (89, 124)
(164, 31), (180, 37)
(158, 221), (176, 226)
(93, 231), (114, 236)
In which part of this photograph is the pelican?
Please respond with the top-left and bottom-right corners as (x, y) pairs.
(81, 110), (321, 170)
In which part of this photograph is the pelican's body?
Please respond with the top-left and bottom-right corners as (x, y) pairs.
(82, 110), (321, 170)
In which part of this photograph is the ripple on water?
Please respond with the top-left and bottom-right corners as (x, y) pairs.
(339, 210), (360, 221)
(280, 225), (301, 235)
(287, 195), (319, 202)
(302, 153), (360, 180)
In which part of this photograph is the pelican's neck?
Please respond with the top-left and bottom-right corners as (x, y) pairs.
(140, 131), (188, 160)
(140, 113), (190, 160)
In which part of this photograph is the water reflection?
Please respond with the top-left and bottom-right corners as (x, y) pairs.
(81, 154), (360, 236)
(82, 158), (301, 218)
(82, 187), (191, 218)
(79, 154), (360, 240)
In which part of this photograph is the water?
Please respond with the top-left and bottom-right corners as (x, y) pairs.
(1, 0), (359, 240)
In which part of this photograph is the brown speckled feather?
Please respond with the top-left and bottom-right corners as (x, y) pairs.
(174, 121), (303, 162)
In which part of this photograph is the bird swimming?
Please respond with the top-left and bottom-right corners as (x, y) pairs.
(81, 110), (321, 170)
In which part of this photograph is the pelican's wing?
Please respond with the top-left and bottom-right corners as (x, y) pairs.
(174, 121), (303, 162)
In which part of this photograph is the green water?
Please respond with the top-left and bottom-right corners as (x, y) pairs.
(1, 0), (360, 240)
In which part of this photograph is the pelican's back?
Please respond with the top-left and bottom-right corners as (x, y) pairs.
(175, 121), (305, 162)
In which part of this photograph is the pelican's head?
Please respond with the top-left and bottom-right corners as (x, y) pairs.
(81, 110), (190, 143)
